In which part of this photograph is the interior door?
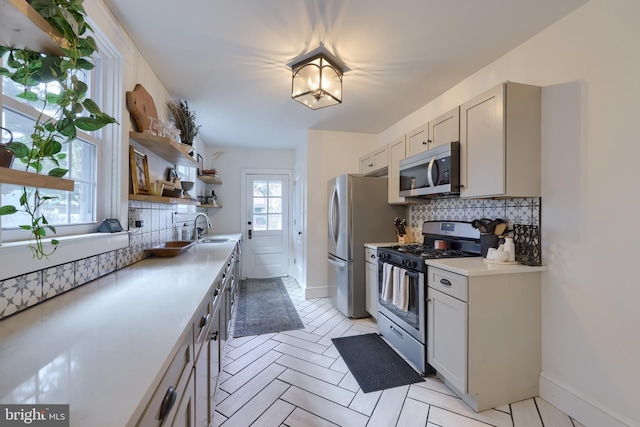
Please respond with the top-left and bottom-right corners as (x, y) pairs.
(292, 171), (304, 283)
(245, 174), (290, 278)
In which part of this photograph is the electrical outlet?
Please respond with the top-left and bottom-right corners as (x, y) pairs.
(135, 220), (144, 228)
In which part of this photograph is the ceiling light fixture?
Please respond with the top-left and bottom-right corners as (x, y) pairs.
(291, 53), (343, 110)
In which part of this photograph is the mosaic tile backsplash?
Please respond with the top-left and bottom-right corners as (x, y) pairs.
(0, 200), (200, 320)
(406, 197), (541, 242)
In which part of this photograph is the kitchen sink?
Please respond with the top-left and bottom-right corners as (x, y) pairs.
(145, 241), (196, 257)
(198, 238), (231, 243)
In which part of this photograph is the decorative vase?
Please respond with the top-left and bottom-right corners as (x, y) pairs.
(0, 127), (15, 168)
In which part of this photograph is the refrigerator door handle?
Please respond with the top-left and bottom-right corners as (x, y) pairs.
(327, 255), (346, 268)
(328, 185), (339, 248)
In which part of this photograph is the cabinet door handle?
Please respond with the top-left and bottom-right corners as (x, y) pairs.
(422, 140), (428, 145)
(440, 278), (452, 286)
(370, 254), (376, 259)
(159, 386), (177, 421)
(210, 331), (219, 341)
(214, 288), (220, 297)
(426, 298), (432, 303)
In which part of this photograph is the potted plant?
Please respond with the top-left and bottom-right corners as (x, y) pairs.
(0, 0), (117, 259)
(166, 99), (201, 146)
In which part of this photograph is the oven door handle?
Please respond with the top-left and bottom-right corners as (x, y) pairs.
(405, 270), (421, 279)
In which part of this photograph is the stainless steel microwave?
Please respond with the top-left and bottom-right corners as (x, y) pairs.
(399, 141), (460, 198)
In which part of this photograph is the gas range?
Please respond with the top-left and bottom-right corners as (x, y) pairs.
(377, 221), (482, 272)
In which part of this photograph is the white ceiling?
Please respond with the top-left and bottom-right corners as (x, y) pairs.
(102, 0), (588, 149)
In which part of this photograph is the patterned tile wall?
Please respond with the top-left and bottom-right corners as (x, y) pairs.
(0, 200), (194, 320)
(406, 197), (541, 242)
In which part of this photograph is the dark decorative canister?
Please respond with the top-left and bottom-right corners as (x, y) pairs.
(0, 127), (15, 168)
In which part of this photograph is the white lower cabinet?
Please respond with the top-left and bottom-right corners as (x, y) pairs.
(137, 247), (237, 427)
(364, 247), (378, 319)
(172, 372), (195, 427)
(427, 286), (467, 393)
(136, 331), (193, 427)
(427, 266), (541, 412)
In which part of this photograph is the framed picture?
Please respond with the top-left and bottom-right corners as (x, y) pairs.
(129, 146), (151, 195)
(197, 153), (204, 175)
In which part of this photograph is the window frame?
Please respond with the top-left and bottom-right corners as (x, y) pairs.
(0, 16), (125, 246)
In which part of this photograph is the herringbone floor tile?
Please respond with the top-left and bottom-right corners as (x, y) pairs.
(215, 277), (584, 427)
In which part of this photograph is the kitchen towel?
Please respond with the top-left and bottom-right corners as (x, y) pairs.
(381, 263), (394, 302)
(392, 267), (409, 311)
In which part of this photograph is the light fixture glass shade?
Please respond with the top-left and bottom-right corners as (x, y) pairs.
(291, 54), (343, 110)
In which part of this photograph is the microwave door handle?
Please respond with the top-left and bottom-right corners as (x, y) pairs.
(427, 156), (436, 188)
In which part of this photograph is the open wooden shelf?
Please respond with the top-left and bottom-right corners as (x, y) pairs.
(0, 167), (74, 191)
(129, 132), (198, 167)
(129, 194), (198, 206)
(0, 0), (67, 55)
(197, 174), (222, 185)
(200, 204), (222, 208)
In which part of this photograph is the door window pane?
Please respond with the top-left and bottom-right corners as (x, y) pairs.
(251, 178), (283, 231)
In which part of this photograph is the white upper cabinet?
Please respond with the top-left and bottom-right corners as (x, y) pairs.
(359, 146), (388, 176)
(405, 106), (460, 158)
(460, 82), (541, 198)
(387, 136), (407, 204)
(405, 123), (430, 157)
(428, 106), (460, 149)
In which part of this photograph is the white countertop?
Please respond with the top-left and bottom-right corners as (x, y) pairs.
(0, 241), (236, 427)
(425, 257), (547, 276)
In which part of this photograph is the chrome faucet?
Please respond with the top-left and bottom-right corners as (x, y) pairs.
(193, 213), (212, 239)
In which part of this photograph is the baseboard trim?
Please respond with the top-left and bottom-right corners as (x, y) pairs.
(539, 372), (636, 427)
(304, 285), (331, 299)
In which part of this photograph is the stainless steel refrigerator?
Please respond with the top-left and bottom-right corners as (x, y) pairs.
(327, 174), (404, 318)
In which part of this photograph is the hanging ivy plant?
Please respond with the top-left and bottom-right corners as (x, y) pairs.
(0, 0), (117, 259)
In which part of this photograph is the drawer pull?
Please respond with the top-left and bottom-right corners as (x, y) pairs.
(440, 278), (452, 286)
(199, 313), (211, 329)
(389, 324), (403, 338)
(159, 386), (177, 421)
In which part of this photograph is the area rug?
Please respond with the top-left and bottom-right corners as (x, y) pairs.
(332, 333), (424, 393)
(232, 277), (304, 337)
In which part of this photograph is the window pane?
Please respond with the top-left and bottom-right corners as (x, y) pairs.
(69, 140), (96, 181)
(253, 181), (268, 197)
(0, 185), (31, 228)
(2, 52), (91, 119)
(268, 214), (282, 230)
(268, 198), (281, 213)
(1, 110), (97, 228)
(268, 181), (282, 197)
(253, 214), (267, 231)
(252, 198), (267, 213)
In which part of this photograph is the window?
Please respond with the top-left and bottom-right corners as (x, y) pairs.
(252, 180), (282, 231)
(0, 39), (118, 242)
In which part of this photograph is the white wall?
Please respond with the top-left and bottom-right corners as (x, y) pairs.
(198, 147), (294, 234)
(303, 130), (378, 298)
(380, 0), (640, 425)
(86, 0), (176, 224)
